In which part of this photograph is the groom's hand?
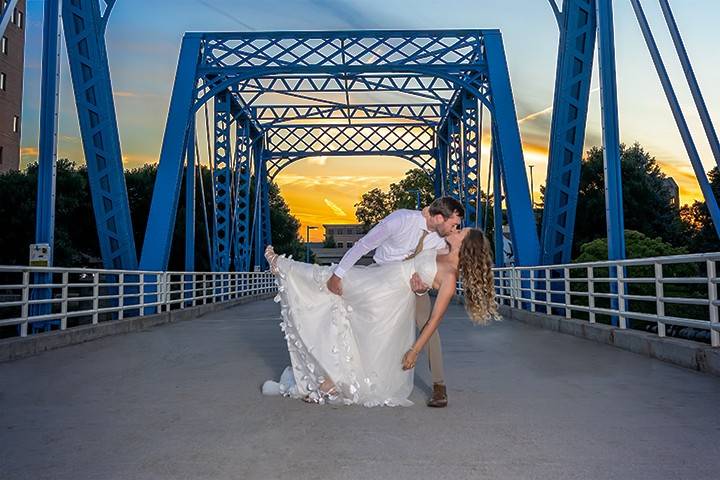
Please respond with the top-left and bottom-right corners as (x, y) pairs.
(410, 273), (430, 294)
(326, 274), (343, 296)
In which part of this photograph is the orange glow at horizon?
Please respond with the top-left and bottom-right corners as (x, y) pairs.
(278, 143), (706, 243)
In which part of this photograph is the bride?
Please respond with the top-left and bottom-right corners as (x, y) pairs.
(263, 227), (498, 407)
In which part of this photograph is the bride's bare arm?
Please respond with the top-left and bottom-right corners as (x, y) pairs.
(402, 273), (456, 370)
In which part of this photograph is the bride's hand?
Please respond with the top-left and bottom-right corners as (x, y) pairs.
(402, 348), (419, 370)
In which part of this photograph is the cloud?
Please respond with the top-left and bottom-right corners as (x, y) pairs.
(324, 198), (348, 217)
(518, 87), (600, 125)
(307, 156), (328, 166)
(20, 146), (39, 158)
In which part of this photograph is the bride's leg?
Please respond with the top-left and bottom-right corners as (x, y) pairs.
(264, 245), (280, 274)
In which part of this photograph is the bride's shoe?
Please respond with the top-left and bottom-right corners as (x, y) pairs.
(303, 379), (340, 404)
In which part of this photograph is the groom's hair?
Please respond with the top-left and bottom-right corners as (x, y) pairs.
(428, 197), (464, 219)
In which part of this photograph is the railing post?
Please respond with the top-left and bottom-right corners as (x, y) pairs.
(707, 259), (718, 347)
(564, 267), (571, 319)
(588, 266), (595, 323)
(617, 264), (627, 329)
(118, 273), (125, 320)
(655, 262), (666, 338)
(530, 270), (536, 312)
(92, 271), (100, 324)
(20, 271), (29, 337)
(545, 267), (551, 315)
(60, 272), (68, 330)
(139, 274), (146, 314)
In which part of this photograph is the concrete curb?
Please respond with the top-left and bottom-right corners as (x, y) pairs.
(499, 305), (720, 377)
(0, 293), (276, 363)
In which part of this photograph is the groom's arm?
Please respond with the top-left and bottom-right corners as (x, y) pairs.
(332, 214), (401, 278)
(326, 214), (402, 295)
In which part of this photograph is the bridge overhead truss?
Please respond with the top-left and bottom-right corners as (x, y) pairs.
(136, 29), (540, 271)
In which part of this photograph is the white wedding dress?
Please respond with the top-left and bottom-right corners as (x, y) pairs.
(263, 249), (438, 407)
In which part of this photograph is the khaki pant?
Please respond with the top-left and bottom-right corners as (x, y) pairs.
(415, 294), (444, 385)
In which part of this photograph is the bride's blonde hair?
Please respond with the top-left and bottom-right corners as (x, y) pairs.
(458, 229), (499, 325)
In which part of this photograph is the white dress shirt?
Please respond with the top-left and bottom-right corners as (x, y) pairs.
(332, 209), (447, 278)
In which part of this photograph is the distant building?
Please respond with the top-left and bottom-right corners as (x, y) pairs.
(0, 0), (26, 173)
(662, 177), (680, 209)
(310, 223), (374, 266)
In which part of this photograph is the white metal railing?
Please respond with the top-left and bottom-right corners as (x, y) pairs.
(482, 252), (720, 347)
(0, 266), (277, 338)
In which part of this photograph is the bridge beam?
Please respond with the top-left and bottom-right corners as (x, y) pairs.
(485, 31), (540, 266)
(62, 0), (137, 269)
(541, 0), (597, 264)
(139, 35), (202, 271)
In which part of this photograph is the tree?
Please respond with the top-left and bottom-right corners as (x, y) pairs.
(355, 188), (392, 227)
(679, 167), (720, 253)
(355, 169), (434, 227)
(0, 162), (304, 271)
(574, 230), (687, 263)
(573, 143), (686, 256)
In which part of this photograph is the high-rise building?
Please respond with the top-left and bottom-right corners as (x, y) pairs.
(0, 0), (25, 173)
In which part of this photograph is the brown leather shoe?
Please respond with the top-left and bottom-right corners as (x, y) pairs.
(427, 383), (448, 408)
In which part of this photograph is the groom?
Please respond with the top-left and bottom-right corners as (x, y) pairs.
(326, 196), (464, 408)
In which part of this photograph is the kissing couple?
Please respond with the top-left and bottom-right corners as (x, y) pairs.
(263, 196), (498, 407)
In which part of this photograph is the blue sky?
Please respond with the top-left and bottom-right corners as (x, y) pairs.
(18, 0), (720, 238)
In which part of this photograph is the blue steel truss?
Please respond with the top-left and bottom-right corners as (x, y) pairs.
(541, 0), (597, 265)
(139, 29), (540, 271)
(542, 0), (720, 265)
(61, 0), (137, 269)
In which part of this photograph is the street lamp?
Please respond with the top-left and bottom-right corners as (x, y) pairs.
(306, 225), (318, 263)
(528, 164), (535, 208)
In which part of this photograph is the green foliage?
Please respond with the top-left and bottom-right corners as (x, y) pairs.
(0, 162), (304, 271)
(575, 230), (687, 263)
(354, 187), (393, 226)
(573, 143), (686, 255)
(354, 168), (435, 227)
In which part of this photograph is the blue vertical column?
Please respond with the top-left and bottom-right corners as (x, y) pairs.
(212, 93), (232, 272)
(139, 34), (202, 271)
(446, 111), (462, 203)
(597, 0), (625, 325)
(484, 31), (540, 267)
(184, 116), (196, 303)
(35, 0), (60, 258)
(30, 0), (61, 327)
(492, 147), (504, 269)
(260, 160), (272, 268)
(232, 120), (252, 271)
(252, 140), (268, 271)
(596, 0), (625, 262)
(460, 90), (480, 226)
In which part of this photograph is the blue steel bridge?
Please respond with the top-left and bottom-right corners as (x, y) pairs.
(0, 1), (719, 478)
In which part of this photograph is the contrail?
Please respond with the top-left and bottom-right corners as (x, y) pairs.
(196, 0), (255, 30)
(519, 87), (600, 124)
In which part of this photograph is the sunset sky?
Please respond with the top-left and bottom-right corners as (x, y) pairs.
(19, 0), (720, 241)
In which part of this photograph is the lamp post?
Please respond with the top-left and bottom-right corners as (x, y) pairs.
(306, 225), (318, 263)
(528, 164), (535, 208)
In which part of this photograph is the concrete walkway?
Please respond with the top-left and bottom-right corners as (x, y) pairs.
(1, 299), (719, 480)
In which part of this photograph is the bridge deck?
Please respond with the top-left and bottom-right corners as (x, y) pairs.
(1, 299), (718, 479)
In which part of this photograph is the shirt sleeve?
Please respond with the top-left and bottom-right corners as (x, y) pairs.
(333, 213), (403, 278)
